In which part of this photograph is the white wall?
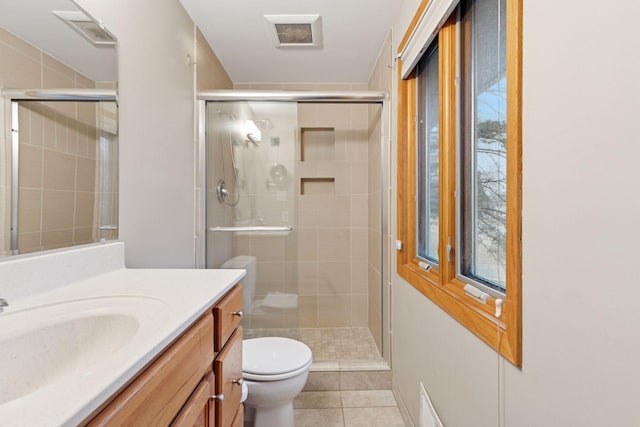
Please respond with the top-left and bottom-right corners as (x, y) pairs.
(391, 0), (640, 426)
(76, 0), (197, 267)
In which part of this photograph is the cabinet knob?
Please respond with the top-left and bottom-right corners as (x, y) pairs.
(232, 378), (244, 385)
(231, 310), (243, 317)
(211, 393), (225, 401)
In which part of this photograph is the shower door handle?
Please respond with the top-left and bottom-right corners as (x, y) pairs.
(98, 225), (118, 231)
(208, 226), (293, 232)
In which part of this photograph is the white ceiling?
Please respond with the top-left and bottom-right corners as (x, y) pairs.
(1, 1), (400, 85)
(0, 0), (117, 82)
(179, 0), (401, 84)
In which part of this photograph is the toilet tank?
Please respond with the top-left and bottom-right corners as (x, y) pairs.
(221, 255), (256, 313)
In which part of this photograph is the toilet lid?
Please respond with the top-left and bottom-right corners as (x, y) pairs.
(243, 337), (312, 375)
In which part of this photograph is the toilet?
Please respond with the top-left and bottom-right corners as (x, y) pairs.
(220, 255), (256, 313)
(222, 256), (313, 427)
(242, 337), (312, 427)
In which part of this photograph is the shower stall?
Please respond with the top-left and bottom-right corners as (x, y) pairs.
(197, 91), (390, 370)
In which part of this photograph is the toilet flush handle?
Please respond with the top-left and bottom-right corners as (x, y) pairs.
(232, 378), (244, 385)
(231, 310), (243, 317)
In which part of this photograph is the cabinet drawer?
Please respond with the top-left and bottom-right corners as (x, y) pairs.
(214, 327), (243, 427)
(170, 371), (213, 427)
(213, 284), (243, 352)
(88, 313), (214, 427)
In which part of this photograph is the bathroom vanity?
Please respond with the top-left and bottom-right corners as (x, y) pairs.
(87, 284), (244, 427)
(0, 242), (245, 427)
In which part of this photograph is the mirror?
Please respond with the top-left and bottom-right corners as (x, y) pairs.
(0, 0), (118, 256)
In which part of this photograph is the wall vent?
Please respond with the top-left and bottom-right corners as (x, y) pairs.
(265, 15), (322, 48)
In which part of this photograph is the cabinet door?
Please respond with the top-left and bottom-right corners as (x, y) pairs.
(88, 313), (214, 427)
(208, 370), (216, 427)
(214, 327), (243, 427)
(213, 284), (243, 352)
(171, 372), (213, 427)
(230, 405), (244, 427)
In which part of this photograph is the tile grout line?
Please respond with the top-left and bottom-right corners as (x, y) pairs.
(340, 390), (346, 427)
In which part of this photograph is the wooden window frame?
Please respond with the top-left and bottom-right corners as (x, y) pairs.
(397, 0), (522, 366)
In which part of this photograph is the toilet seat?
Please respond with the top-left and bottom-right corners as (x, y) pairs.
(243, 337), (312, 381)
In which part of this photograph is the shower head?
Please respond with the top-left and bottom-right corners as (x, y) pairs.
(245, 120), (261, 145)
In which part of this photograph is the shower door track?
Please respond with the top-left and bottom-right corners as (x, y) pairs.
(197, 90), (388, 103)
(209, 226), (293, 232)
(2, 88), (117, 102)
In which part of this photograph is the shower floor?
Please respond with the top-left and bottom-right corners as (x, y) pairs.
(244, 327), (384, 369)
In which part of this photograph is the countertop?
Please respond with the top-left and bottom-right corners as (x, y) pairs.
(0, 242), (245, 426)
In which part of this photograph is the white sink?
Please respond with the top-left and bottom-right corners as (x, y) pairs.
(0, 296), (168, 405)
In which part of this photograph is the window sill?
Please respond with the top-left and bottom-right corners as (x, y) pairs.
(398, 261), (520, 366)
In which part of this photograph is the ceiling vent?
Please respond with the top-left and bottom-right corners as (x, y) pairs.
(265, 15), (322, 48)
(53, 10), (116, 46)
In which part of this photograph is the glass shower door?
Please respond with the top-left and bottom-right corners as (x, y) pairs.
(205, 101), (299, 334)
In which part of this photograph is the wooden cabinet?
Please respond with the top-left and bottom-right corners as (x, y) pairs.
(230, 405), (244, 427)
(213, 284), (244, 427)
(87, 313), (214, 427)
(85, 284), (243, 427)
(213, 284), (243, 352)
(171, 372), (215, 427)
(214, 328), (243, 427)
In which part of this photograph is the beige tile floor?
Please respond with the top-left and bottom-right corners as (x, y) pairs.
(244, 327), (382, 361)
(243, 328), (405, 426)
(291, 371), (406, 426)
(293, 390), (406, 427)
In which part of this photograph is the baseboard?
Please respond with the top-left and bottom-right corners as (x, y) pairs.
(392, 376), (415, 427)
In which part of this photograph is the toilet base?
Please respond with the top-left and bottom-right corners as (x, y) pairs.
(245, 401), (294, 427)
(242, 370), (309, 427)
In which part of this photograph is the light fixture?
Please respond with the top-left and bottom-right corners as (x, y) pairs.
(53, 10), (116, 46)
(245, 120), (262, 144)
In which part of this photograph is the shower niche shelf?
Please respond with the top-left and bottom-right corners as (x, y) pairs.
(300, 127), (335, 161)
(300, 178), (335, 195)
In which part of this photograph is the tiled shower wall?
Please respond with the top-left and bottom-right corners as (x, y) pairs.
(0, 27), (113, 255)
(294, 100), (370, 328)
(230, 83), (382, 346)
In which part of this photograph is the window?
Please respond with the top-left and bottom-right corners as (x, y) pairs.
(416, 43), (440, 264)
(459, 0), (508, 293)
(397, 0), (522, 365)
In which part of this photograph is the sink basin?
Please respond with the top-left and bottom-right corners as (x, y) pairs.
(0, 296), (168, 405)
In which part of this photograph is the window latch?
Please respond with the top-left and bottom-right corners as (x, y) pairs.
(418, 261), (431, 271)
(446, 237), (452, 262)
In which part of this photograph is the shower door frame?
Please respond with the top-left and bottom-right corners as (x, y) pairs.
(196, 90), (392, 364)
